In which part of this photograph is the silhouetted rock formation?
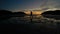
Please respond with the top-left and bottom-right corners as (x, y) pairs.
(0, 10), (26, 21)
(41, 10), (60, 20)
(0, 10), (12, 20)
(42, 10), (60, 15)
(13, 12), (26, 17)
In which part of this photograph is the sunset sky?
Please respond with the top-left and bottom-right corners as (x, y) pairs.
(0, 0), (60, 12)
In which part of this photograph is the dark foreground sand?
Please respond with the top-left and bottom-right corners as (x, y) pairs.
(0, 24), (59, 34)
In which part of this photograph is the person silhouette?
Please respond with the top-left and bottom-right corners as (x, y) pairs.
(30, 11), (33, 23)
(31, 11), (32, 16)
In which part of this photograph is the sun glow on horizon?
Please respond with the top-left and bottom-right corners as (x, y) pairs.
(24, 10), (43, 15)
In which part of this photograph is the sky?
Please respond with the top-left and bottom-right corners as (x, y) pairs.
(0, 0), (60, 12)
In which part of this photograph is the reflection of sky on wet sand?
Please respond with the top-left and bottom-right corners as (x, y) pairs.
(1, 15), (60, 29)
(1, 15), (60, 23)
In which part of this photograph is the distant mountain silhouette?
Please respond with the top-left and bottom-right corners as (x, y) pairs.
(42, 10), (60, 15)
(0, 10), (12, 14)
(13, 12), (26, 17)
(0, 10), (13, 20)
(0, 10), (26, 21)
(41, 10), (60, 20)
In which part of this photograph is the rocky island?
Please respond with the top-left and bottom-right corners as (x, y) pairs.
(12, 12), (26, 17)
(0, 10), (26, 20)
(0, 10), (13, 20)
(41, 10), (60, 20)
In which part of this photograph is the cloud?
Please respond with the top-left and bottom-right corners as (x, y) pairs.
(40, 0), (60, 11)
